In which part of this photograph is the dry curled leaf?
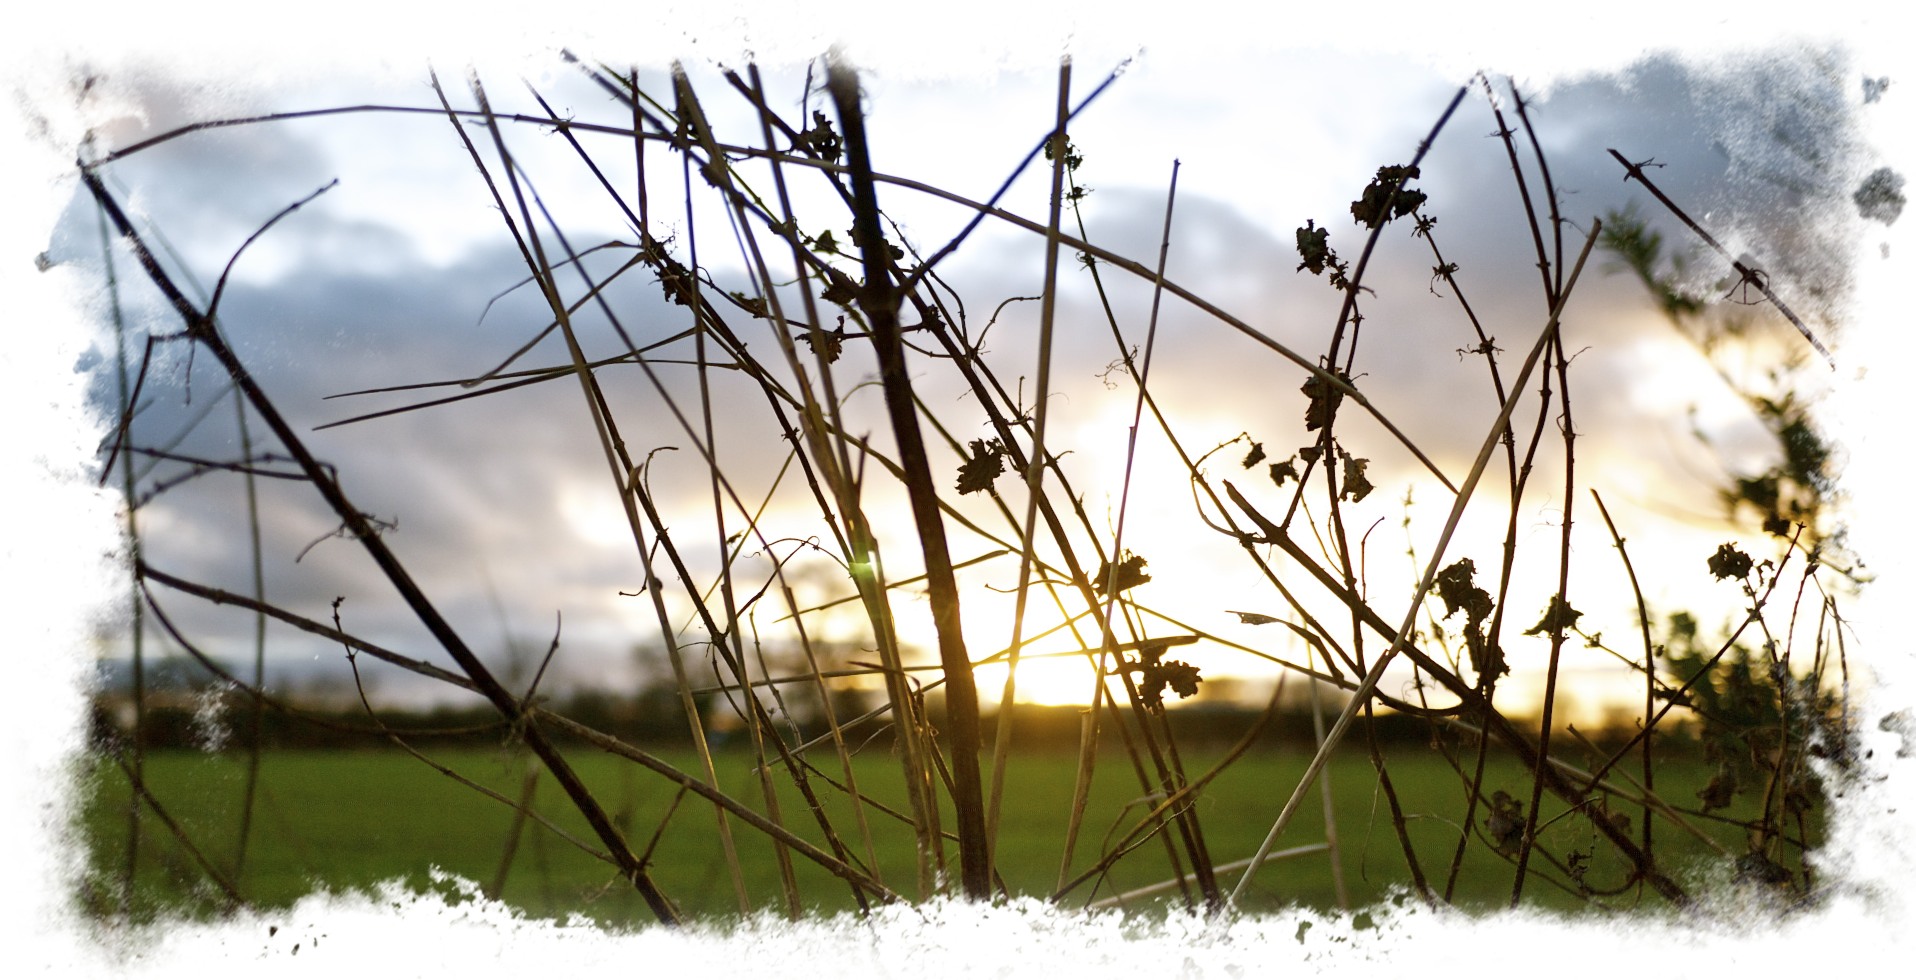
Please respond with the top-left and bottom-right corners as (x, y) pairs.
(819, 269), (859, 308)
(1338, 451), (1373, 503)
(798, 325), (845, 364)
(1525, 594), (1582, 637)
(1295, 219), (1335, 275)
(1434, 559), (1493, 623)
(794, 110), (841, 162)
(1301, 371), (1350, 431)
(954, 438), (1006, 495)
(1124, 641), (1201, 709)
(1094, 553), (1151, 597)
(1485, 790), (1525, 856)
(1350, 164), (1427, 229)
(1708, 543), (1753, 581)
(1269, 458), (1299, 487)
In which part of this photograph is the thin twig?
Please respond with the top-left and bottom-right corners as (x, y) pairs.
(1607, 149), (1834, 368)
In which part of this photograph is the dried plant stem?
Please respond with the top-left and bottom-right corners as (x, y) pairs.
(1606, 148), (1834, 368)
(94, 191), (147, 915)
(1590, 490), (1660, 877)
(82, 163), (684, 926)
(487, 768), (541, 900)
(829, 58), (991, 900)
(108, 748), (247, 910)
(1510, 340), (1577, 905)
(1228, 221), (1604, 910)
(230, 393), (268, 888)
(1307, 659), (1352, 908)
(987, 61), (1075, 859)
(1091, 846), (1330, 909)
(1055, 674), (1292, 902)
(82, 58), (1835, 923)
(661, 70), (797, 916)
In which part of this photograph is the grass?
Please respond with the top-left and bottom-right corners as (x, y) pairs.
(78, 743), (1770, 924)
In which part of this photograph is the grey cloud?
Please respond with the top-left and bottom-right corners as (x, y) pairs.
(879, 50), (1871, 592)
(87, 232), (750, 674)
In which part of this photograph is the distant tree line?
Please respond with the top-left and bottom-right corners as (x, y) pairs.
(90, 655), (1661, 754)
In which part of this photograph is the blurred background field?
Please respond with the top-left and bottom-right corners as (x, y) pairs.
(78, 731), (1763, 925)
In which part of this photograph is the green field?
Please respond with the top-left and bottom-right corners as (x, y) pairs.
(76, 742), (1767, 925)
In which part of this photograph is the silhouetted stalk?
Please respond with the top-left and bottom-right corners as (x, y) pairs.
(1056, 674), (1291, 903)
(108, 747), (246, 911)
(829, 58), (991, 900)
(1606, 149), (1833, 367)
(670, 74), (767, 917)
(1053, 156), (1184, 888)
(782, 581), (883, 896)
(230, 393), (267, 888)
(531, 125), (887, 912)
(1228, 222), (1609, 909)
(1444, 85), (1564, 900)
(1364, 705), (1434, 906)
(987, 59), (1074, 861)
(477, 69), (875, 916)
(81, 162), (684, 926)
(486, 768), (541, 901)
(1306, 662), (1351, 909)
(96, 192), (144, 916)
(1589, 491), (1660, 883)
(1015, 131), (1223, 907)
(1507, 95), (1576, 903)
(522, 74), (902, 910)
(1510, 342), (1577, 906)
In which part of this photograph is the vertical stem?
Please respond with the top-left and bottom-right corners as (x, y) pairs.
(1228, 222), (1602, 909)
(987, 57), (1074, 857)
(828, 57), (992, 900)
(1308, 663), (1351, 909)
(232, 392), (267, 885)
(1590, 489), (1657, 884)
(97, 195), (144, 915)
(666, 74), (757, 916)
(83, 162), (683, 926)
(1055, 705), (1100, 893)
(486, 767), (540, 900)
(1510, 338), (1576, 906)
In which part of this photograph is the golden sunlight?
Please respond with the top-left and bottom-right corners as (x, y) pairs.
(974, 651), (1109, 707)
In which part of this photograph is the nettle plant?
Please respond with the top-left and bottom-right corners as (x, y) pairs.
(79, 53), (1852, 924)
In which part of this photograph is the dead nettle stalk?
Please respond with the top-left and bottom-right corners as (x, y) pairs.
(82, 51), (1850, 926)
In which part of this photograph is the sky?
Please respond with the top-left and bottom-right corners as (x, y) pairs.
(19, 36), (1883, 714)
(7, 1), (1916, 973)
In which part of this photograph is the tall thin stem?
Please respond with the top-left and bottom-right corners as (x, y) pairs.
(829, 56), (991, 900)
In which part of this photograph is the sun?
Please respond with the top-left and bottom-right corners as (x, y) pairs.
(973, 652), (1109, 708)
